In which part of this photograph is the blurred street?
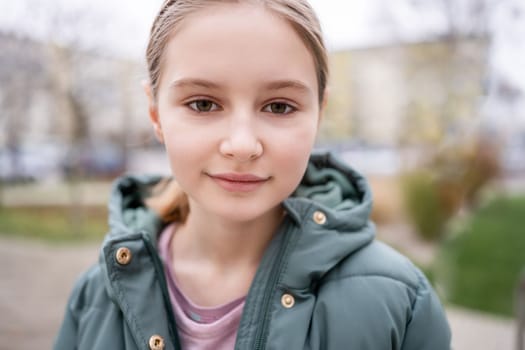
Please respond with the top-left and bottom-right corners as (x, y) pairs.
(0, 236), (515, 350)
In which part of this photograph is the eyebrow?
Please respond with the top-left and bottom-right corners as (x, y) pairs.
(168, 78), (313, 95)
(169, 78), (222, 90)
(263, 80), (313, 96)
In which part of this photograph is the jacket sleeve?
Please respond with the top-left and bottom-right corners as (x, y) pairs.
(401, 270), (451, 350)
(53, 264), (99, 350)
(53, 280), (82, 350)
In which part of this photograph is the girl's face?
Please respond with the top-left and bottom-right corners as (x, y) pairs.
(147, 3), (322, 223)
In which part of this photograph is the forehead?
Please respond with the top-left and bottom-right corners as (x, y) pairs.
(158, 3), (318, 97)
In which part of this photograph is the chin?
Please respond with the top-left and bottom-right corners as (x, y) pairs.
(210, 198), (281, 223)
(217, 206), (272, 223)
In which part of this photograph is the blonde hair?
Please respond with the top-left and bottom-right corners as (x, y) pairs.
(145, 178), (190, 223)
(145, 0), (329, 222)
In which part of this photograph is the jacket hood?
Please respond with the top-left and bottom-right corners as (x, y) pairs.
(290, 152), (373, 229)
(100, 152), (375, 293)
(106, 173), (165, 243)
(278, 152), (375, 289)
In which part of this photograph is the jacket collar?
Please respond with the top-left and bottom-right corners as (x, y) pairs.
(277, 152), (375, 289)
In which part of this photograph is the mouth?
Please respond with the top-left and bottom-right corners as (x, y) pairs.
(207, 172), (269, 192)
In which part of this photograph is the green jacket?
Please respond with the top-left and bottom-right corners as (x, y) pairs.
(54, 152), (451, 350)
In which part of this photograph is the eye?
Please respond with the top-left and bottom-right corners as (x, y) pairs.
(263, 102), (296, 115)
(187, 99), (220, 112)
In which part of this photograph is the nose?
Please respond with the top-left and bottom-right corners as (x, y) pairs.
(219, 117), (263, 162)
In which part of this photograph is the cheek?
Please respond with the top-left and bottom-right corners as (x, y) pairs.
(282, 118), (318, 153)
(161, 130), (202, 182)
(159, 112), (211, 161)
(273, 120), (318, 177)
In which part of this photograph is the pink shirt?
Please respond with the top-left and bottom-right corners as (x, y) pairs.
(158, 223), (245, 350)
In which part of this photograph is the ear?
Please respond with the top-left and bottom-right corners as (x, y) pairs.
(318, 87), (329, 124)
(142, 80), (164, 143)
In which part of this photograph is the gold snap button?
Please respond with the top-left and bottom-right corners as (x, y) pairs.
(313, 211), (326, 225)
(149, 334), (165, 350)
(281, 293), (295, 309)
(115, 247), (132, 265)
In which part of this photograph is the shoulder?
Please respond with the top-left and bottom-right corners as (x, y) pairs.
(55, 263), (134, 349)
(66, 263), (113, 315)
(316, 239), (433, 318)
(324, 240), (422, 291)
(309, 240), (450, 348)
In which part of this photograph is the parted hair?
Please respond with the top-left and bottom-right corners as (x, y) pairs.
(146, 0), (328, 104)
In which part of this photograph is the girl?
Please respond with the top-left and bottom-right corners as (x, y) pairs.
(55, 1), (451, 349)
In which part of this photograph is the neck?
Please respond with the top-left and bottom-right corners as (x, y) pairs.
(173, 201), (284, 268)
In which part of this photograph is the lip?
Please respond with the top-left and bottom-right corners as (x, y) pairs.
(207, 172), (269, 192)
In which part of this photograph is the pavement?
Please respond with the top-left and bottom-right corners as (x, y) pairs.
(448, 307), (515, 350)
(0, 236), (517, 350)
(0, 237), (99, 349)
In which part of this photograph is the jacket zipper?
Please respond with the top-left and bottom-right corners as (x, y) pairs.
(143, 235), (182, 350)
(252, 221), (295, 350)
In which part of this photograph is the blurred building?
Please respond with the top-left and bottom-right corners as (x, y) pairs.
(321, 38), (488, 146)
(0, 31), (155, 179)
(0, 31), (152, 150)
